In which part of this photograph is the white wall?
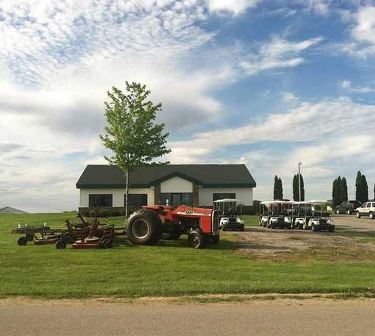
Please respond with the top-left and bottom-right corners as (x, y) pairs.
(80, 184), (254, 207)
(199, 187), (253, 206)
(160, 177), (193, 193)
(80, 188), (154, 207)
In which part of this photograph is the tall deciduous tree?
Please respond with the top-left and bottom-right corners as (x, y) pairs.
(100, 82), (171, 218)
(355, 171), (362, 203)
(273, 175), (283, 200)
(355, 171), (369, 204)
(361, 175), (368, 203)
(293, 173), (305, 201)
(341, 177), (348, 202)
(333, 176), (349, 207)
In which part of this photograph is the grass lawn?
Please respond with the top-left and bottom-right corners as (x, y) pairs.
(0, 213), (374, 298)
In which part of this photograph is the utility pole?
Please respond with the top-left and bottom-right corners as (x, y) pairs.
(298, 162), (302, 202)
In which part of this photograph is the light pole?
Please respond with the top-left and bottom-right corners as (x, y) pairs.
(298, 162), (302, 202)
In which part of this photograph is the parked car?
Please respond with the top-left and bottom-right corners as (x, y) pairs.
(355, 202), (375, 219)
(335, 200), (362, 215)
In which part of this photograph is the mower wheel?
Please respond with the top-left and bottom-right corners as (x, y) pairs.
(127, 209), (163, 245)
(17, 236), (28, 246)
(55, 239), (67, 249)
(26, 233), (34, 241)
(99, 239), (111, 249)
(188, 230), (206, 249)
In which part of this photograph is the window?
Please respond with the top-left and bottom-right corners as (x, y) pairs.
(126, 194), (148, 207)
(213, 193), (236, 202)
(89, 194), (113, 207)
(160, 193), (193, 206)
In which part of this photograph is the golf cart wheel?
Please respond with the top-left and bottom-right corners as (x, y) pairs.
(25, 233), (34, 241)
(311, 224), (317, 232)
(188, 230), (205, 249)
(17, 236), (28, 246)
(55, 239), (67, 249)
(127, 209), (162, 245)
(356, 211), (361, 218)
(347, 209), (351, 215)
(370, 212), (374, 219)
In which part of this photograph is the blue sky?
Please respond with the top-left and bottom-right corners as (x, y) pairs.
(0, 0), (375, 211)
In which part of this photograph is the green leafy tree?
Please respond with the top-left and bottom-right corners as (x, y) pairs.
(332, 176), (346, 206)
(293, 173), (305, 201)
(100, 82), (171, 218)
(355, 171), (362, 203)
(273, 176), (283, 200)
(341, 177), (348, 202)
(361, 174), (368, 203)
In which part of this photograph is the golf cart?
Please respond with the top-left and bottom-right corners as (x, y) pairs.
(292, 202), (313, 230)
(214, 199), (245, 231)
(295, 201), (335, 231)
(259, 201), (289, 229)
(284, 201), (297, 229)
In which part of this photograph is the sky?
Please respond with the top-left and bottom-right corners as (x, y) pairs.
(1, 0), (375, 212)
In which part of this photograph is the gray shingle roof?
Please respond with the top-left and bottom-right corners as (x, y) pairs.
(76, 164), (256, 188)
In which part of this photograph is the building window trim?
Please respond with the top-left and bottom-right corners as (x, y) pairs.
(89, 194), (113, 207)
(125, 194), (148, 207)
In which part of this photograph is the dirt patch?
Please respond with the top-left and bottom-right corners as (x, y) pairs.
(226, 217), (375, 261)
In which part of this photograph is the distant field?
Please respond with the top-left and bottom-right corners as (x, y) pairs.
(0, 213), (374, 298)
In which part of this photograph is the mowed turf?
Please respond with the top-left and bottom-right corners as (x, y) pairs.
(0, 213), (374, 298)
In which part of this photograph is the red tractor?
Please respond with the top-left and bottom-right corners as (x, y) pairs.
(127, 205), (220, 249)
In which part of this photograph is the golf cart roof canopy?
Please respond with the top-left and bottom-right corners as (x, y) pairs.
(214, 199), (240, 203)
(260, 200), (291, 205)
(310, 200), (330, 204)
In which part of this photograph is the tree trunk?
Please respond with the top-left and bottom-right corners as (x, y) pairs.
(125, 168), (129, 219)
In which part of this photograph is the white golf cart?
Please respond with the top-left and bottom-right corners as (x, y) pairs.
(259, 201), (290, 229)
(295, 201), (334, 231)
(213, 199), (245, 232)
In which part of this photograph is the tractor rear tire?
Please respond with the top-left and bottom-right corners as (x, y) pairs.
(188, 230), (206, 249)
(17, 236), (28, 246)
(127, 209), (162, 245)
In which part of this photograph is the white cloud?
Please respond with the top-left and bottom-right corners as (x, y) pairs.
(207, 0), (261, 16)
(169, 97), (375, 199)
(352, 6), (375, 46)
(240, 36), (322, 75)
(282, 92), (298, 102)
(306, 0), (330, 16)
(340, 80), (375, 93)
(339, 6), (375, 58)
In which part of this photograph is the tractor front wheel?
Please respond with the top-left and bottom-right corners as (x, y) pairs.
(188, 230), (206, 249)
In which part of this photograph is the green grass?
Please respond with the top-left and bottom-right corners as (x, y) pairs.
(0, 213), (374, 298)
(243, 215), (259, 226)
